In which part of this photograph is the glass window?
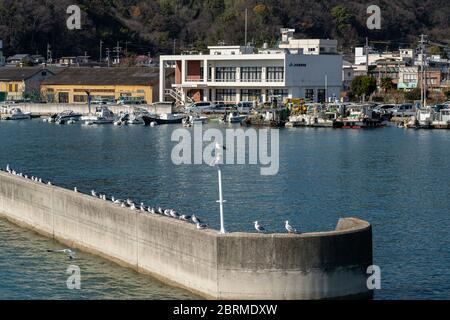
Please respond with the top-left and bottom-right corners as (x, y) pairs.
(305, 89), (314, 101)
(266, 67), (284, 82)
(241, 67), (262, 82)
(241, 89), (261, 102)
(216, 89), (236, 102)
(267, 89), (289, 100)
(74, 95), (88, 103)
(215, 67), (236, 82)
(317, 89), (326, 103)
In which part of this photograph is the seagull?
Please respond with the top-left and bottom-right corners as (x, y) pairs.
(254, 221), (265, 233)
(126, 199), (132, 206)
(169, 209), (179, 219)
(164, 209), (171, 217)
(285, 220), (297, 234)
(91, 190), (97, 197)
(140, 203), (146, 211)
(158, 207), (163, 214)
(130, 203), (137, 210)
(147, 207), (154, 214)
(192, 215), (202, 224)
(12, 170), (16, 175)
(38, 178), (42, 183)
(6, 164), (10, 172)
(47, 249), (76, 260)
(74, 187), (78, 193)
(121, 202), (126, 208)
(114, 199), (122, 204)
(24, 175), (28, 179)
(47, 181), (52, 186)
(179, 215), (191, 221)
(196, 223), (208, 230)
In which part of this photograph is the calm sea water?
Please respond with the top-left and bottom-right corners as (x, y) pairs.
(0, 119), (449, 300)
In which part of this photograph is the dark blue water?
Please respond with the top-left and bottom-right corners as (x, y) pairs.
(0, 119), (449, 299)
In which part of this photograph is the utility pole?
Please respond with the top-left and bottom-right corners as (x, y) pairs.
(106, 48), (111, 68)
(113, 41), (122, 65)
(419, 34), (428, 108)
(365, 37), (369, 76)
(173, 39), (177, 55)
(46, 43), (52, 65)
(99, 40), (103, 63)
(244, 8), (248, 46)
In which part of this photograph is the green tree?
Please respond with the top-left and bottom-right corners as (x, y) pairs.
(380, 77), (395, 92)
(429, 46), (448, 59)
(351, 76), (377, 100)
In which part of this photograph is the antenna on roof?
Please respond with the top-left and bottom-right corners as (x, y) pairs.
(244, 8), (248, 46)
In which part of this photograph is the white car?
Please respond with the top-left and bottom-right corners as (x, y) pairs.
(185, 102), (215, 113)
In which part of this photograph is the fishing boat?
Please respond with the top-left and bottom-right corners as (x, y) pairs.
(155, 113), (185, 125)
(55, 110), (82, 124)
(2, 108), (31, 120)
(82, 107), (115, 125)
(227, 111), (247, 124)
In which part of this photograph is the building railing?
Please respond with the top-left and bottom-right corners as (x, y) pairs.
(205, 78), (285, 83)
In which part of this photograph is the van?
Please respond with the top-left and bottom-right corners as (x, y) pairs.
(185, 102), (214, 113)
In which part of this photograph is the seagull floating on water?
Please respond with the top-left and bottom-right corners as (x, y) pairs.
(254, 221), (265, 233)
(285, 220), (297, 234)
(47, 249), (76, 260)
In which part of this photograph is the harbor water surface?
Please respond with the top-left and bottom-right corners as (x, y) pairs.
(0, 119), (449, 299)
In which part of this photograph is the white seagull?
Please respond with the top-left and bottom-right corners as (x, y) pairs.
(130, 203), (137, 210)
(179, 215), (191, 221)
(285, 220), (297, 234)
(192, 215), (202, 224)
(47, 181), (52, 186)
(47, 249), (76, 260)
(140, 203), (146, 211)
(169, 209), (179, 219)
(74, 187), (78, 193)
(254, 221), (265, 233)
(196, 223), (208, 230)
(6, 164), (10, 172)
(158, 207), (163, 214)
(91, 190), (97, 197)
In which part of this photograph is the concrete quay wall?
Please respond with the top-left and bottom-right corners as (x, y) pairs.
(0, 171), (373, 299)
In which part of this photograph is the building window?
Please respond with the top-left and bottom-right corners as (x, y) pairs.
(216, 89), (236, 102)
(305, 89), (314, 101)
(266, 67), (284, 82)
(317, 89), (326, 103)
(267, 89), (289, 101)
(8, 84), (18, 92)
(403, 74), (417, 83)
(73, 95), (88, 103)
(215, 67), (236, 82)
(58, 92), (69, 103)
(241, 67), (262, 82)
(241, 89), (261, 102)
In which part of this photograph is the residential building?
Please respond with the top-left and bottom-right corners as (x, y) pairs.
(41, 67), (163, 103)
(6, 54), (33, 66)
(355, 47), (415, 66)
(160, 32), (342, 104)
(0, 67), (55, 101)
(397, 67), (442, 90)
(57, 56), (90, 67)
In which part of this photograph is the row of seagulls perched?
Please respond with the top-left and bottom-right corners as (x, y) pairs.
(254, 220), (299, 234)
(4, 164), (53, 186)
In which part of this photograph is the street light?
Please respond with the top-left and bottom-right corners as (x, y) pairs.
(210, 142), (226, 234)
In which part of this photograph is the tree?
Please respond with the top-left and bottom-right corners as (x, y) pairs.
(380, 77), (395, 92)
(350, 76), (377, 101)
(429, 46), (448, 59)
(404, 88), (422, 101)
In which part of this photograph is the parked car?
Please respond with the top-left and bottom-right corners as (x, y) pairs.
(392, 104), (416, 117)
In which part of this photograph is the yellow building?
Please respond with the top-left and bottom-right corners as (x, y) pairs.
(0, 67), (55, 101)
(41, 67), (161, 104)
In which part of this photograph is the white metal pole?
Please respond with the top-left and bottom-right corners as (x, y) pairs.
(217, 166), (226, 234)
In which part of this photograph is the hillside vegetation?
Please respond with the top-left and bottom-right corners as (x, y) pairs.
(0, 0), (449, 57)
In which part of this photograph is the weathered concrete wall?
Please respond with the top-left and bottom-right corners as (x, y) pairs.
(4, 103), (172, 116)
(0, 171), (373, 299)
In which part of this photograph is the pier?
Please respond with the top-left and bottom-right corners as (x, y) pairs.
(0, 171), (373, 300)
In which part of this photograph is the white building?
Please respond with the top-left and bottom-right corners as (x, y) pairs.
(159, 44), (342, 104)
(278, 28), (338, 55)
(355, 47), (415, 66)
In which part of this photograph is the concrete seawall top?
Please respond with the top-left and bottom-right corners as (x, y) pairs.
(0, 171), (373, 299)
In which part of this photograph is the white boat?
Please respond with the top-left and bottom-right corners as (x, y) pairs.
(155, 113), (185, 125)
(82, 107), (114, 124)
(182, 114), (208, 126)
(227, 111), (246, 123)
(4, 108), (31, 120)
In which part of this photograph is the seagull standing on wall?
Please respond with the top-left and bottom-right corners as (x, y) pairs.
(91, 190), (97, 197)
(196, 223), (208, 230)
(285, 220), (297, 234)
(192, 215), (202, 224)
(254, 221), (265, 233)
(6, 164), (10, 173)
(74, 187), (78, 193)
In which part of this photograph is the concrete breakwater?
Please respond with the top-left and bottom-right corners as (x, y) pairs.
(1, 103), (172, 116)
(0, 171), (373, 299)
